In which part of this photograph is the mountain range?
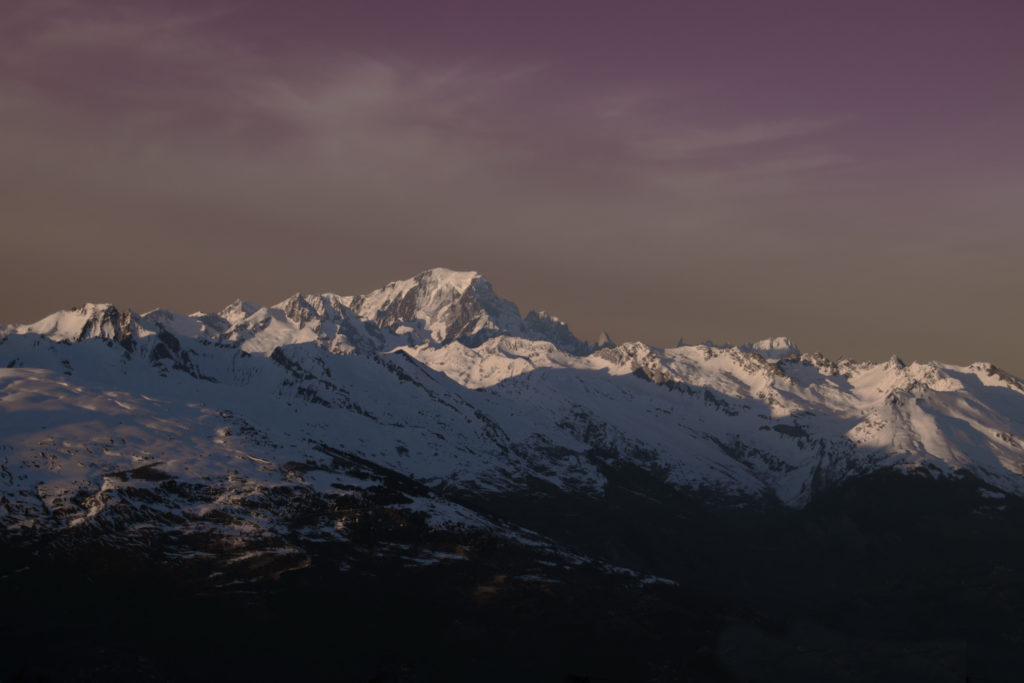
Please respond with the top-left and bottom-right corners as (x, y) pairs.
(3, 267), (1023, 682)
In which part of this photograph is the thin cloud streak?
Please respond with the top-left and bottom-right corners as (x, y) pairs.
(2, 0), (849, 196)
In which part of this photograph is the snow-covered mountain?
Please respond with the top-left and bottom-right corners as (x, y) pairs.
(131, 267), (591, 357)
(3, 267), (1024, 569)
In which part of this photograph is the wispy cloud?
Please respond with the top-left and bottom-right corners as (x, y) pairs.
(2, 1), (238, 65)
(2, 0), (849, 204)
(0, 1), (859, 296)
(629, 120), (836, 161)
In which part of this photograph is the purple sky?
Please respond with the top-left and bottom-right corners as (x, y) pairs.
(3, 0), (1024, 370)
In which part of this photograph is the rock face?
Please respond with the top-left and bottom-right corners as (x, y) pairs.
(9, 302), (139, 344)
(345, 269), (514, 344)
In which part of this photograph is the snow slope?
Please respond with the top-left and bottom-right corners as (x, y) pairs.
(3, 268), (1024, 559)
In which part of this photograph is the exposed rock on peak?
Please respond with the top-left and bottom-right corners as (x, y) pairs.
(15, 303), (138, 344)
(344, 269), (514, 344)
(336, 268), (587, 353)
(279, 293), (320, 326)
(886, 354), (906, 371)
(522, 310), (588, 355)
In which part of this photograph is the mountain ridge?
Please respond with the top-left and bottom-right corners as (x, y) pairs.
(10, 267), (1013, 374)
(2, 266), (1024, 556)
(4, 267), (1024, 681)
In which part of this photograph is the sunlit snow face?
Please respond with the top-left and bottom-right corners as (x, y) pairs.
(4, 293), (1024, 519)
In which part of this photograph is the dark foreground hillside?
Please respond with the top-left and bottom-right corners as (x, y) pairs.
(3, 470), (1024, 683)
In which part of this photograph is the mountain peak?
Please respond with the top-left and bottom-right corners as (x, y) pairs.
(885, 354), (906, 371)
(742, 336), (800, 360)
(414, 267), (484, 288)
(343, 268), (508, 344)
(218, 298), (261, 324)
(336, 268), (585, 353)
(275, 292), (333, 325)
(14, 302), (134, 343)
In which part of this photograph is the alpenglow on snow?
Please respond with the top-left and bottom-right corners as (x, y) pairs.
(2, 267), (1024, 556)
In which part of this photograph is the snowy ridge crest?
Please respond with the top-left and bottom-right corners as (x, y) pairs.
(3, 267), (1024, 516)
(126, 268), (589, 356)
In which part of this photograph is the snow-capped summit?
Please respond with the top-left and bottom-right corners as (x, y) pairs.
(12, 302), (141, 343)
(742, 336), (800, 360)
(885, 354), (906, 371)
(218, 298), (261, 324)
(342, 268), (522, 346)
(142, 268), (587, 355)
(329, 268), (582, 353)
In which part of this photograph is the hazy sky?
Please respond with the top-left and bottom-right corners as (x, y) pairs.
(3, 0), (1023, 371)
